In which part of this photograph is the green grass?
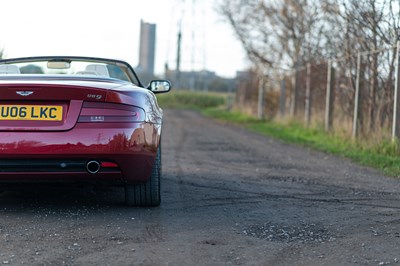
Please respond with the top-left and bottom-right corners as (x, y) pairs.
(157, 91), (225, 110)
(157, 91), (400, 177)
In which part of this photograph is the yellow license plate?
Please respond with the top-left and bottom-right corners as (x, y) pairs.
(0, 105), (63, 121)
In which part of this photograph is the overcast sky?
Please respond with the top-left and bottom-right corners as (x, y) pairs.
(0, 0), (248, 78)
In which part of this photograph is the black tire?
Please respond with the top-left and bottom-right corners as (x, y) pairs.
(125, 146), (161, 207)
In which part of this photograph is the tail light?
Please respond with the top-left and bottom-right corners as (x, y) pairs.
(78, 102), (145, 123)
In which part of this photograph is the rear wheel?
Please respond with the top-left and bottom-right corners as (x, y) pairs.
(125, 146), (161, 207)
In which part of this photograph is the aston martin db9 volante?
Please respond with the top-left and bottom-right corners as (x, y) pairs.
(0, 56), (171, 206)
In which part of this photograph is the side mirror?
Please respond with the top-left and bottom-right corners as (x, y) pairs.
(148, 80), (171, 93)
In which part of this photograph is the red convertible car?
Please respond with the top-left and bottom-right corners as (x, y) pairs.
(0, 56), (171, 206)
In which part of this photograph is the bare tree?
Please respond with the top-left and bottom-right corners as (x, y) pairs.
(327, 0), (400, 131)
(218, 0), (328, 71)
(218, 0), (330, 118)
(218, 0), (274, 69)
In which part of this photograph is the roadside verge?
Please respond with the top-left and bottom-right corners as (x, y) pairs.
(158, 91), (400, 177)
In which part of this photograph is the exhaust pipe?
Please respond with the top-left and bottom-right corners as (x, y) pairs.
(86, 160), (101, 174)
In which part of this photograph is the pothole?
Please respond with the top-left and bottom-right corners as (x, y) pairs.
(242, 222), (336, 243)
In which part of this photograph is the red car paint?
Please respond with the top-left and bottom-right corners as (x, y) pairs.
(0, 64), (164, 185)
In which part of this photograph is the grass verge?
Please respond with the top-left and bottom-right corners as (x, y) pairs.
(158, 91), (400, 177)
(157, 91), (225, 110)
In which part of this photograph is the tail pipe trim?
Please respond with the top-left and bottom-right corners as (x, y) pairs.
(86, 160), (101, 174)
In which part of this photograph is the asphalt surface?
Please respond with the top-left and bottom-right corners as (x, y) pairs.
(1, 109), (400, 265)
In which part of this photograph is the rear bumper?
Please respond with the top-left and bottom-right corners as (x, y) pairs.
(0, 122), (161, 184)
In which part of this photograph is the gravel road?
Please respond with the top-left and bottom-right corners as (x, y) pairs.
(1, 109), (400, 265)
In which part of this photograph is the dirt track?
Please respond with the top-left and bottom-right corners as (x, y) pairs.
(1, 109), (400, 265)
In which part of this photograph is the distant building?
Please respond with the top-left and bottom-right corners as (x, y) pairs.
(137, 20), (156, 83)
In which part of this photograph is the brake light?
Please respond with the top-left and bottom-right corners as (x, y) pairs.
(78, 102), (145, 123)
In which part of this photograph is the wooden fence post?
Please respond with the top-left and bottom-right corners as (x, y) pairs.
(305, 63), (312, 126)
(257, 74), (265, 120)
(290, 70), (298, 117)
(325, 60), (335, 132)
(279, 78), (286, 117)
(352, 53), (362, 139)
(392, 41), (400, 141)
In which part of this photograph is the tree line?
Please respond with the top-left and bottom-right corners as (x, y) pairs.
(219, 0), (400, 136)
(219, 0), (399, 71)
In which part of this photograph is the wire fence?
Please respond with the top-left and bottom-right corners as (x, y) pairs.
(236, 41), (400, 141)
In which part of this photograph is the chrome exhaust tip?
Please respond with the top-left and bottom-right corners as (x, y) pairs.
(86, 160), (101, 174)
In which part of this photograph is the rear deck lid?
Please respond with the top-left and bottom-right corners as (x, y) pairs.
(0, 76), (126, 131)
